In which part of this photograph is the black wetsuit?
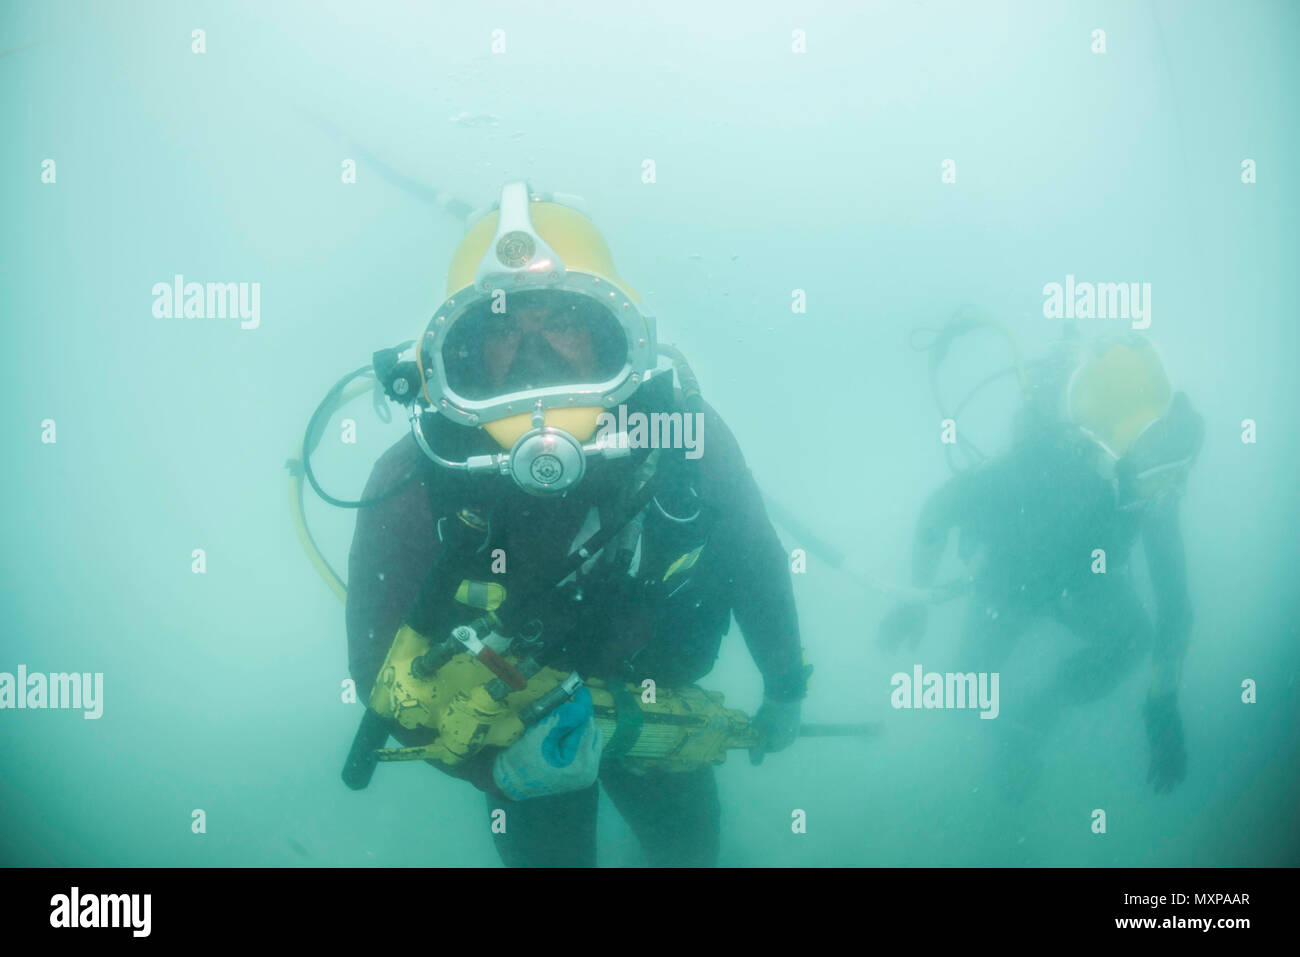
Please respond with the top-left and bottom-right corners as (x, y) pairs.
(345, 386), (804, 867)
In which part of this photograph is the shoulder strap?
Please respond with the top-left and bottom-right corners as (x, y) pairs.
(492, 451), (667, 635)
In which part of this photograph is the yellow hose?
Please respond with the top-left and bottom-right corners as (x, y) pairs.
(288, 377), (383, 604)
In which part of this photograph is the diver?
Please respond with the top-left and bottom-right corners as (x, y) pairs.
(878, 333), (1202, 798)
(343, 182), (809, 867)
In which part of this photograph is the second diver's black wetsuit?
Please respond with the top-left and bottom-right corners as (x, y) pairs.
(918, 426), (1193, 707)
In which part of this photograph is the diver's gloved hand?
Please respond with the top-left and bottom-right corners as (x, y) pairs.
(1143, 692), (1186, 794)
(878, 601), (928, 652)
(493, 687), (604, 801)
(749, 697), (801, 766)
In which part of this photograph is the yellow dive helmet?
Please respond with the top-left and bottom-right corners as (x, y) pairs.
(411, 182), (659, 495)
(1066, 335), (1172, 459)
(1065, 335), (1205, 509)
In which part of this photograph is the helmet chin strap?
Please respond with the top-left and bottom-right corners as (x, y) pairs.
(410, 402), (631, 497)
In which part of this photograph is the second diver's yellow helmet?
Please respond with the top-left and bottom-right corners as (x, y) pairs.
(412, 182), (659, 495)
(1066, 335), (1172, 459)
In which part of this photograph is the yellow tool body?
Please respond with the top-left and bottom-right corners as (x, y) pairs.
(367, 624), (759, 772)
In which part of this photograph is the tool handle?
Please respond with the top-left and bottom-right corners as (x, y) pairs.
(797, 722), (883, 738)
(342, 708), (394, 790)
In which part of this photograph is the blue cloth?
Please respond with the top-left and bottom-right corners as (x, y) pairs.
(542, 687), (594, 768)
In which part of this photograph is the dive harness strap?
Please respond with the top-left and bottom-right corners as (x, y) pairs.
(603, 678), (644, 758)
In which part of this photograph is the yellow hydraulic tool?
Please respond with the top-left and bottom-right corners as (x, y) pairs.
(342, 618), (878, 789)
(366, 623), (760, 774)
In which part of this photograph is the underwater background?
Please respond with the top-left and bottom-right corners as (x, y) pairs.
(2, 0), (1296, 867)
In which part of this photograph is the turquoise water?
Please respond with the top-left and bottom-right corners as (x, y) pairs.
(2, 0), (1296, 867)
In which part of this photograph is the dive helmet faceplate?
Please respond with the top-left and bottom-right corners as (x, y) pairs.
(412, 182), (658, 495)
